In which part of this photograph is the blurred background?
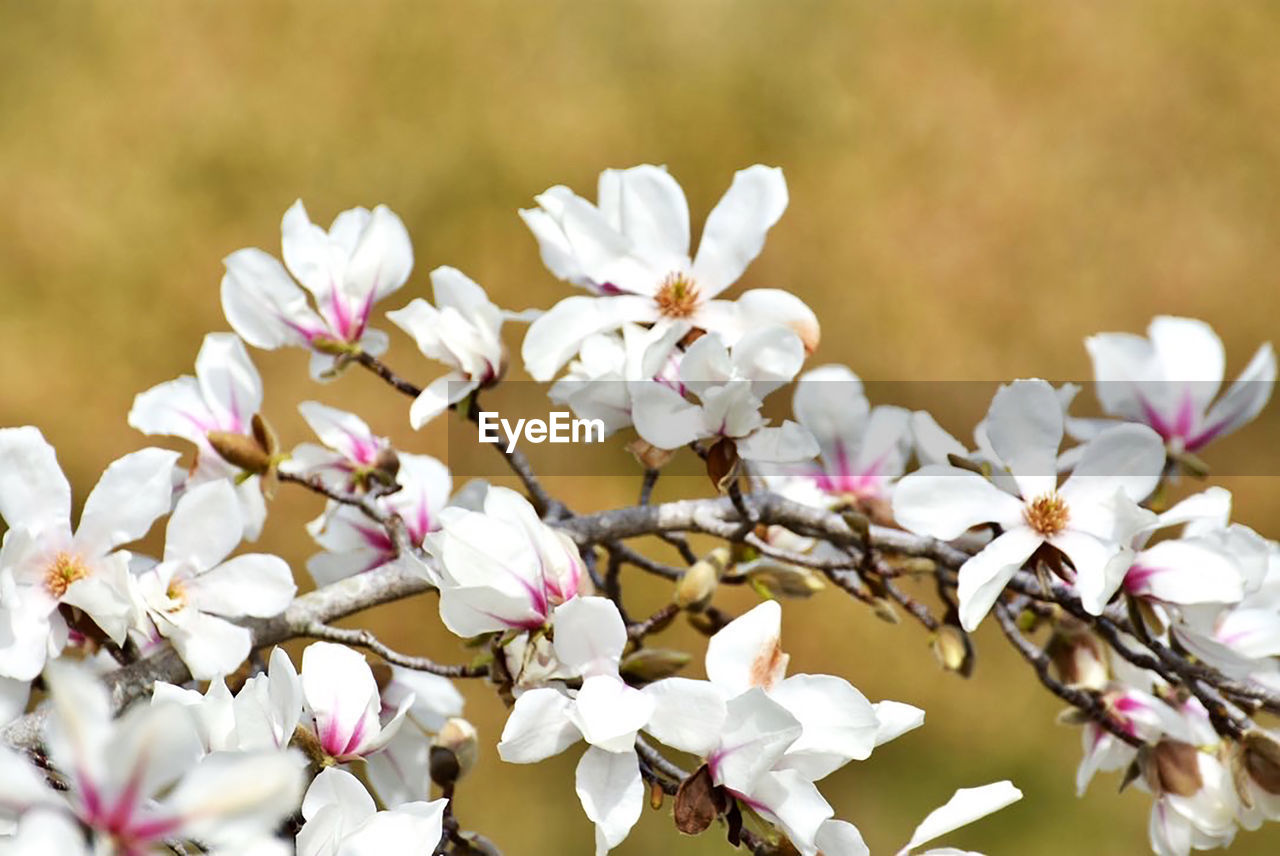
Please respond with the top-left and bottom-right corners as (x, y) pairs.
(2, 1), (1279, 852)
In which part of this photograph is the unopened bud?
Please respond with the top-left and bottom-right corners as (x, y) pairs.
(1046, 630), (1109, 691)
(871, 597), (900, 624)
(744, 560), (825, 599)
(675, 548), (728, 612)
(1243, 731), (1280, 796)
(431, 717), (478, 787)
(1149, 740), (1204, 797)
(620, 648), (691, 683)
(207, 430), (271, 474)
(370, 447), (401, 484)
(931, 625), (974, 677)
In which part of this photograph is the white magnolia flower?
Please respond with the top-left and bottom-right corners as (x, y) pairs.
(230, 646), (303, 752)
(222, 199), (414, 379)
(0, 662), (303, 854)
(629, 327), (819, 465)
(132, 480), (295, 680)
(894, 379), (1165, 629)
(386, 266), (508, 429)
(297, 767), (447, 856)
(1080, 316), (1275, 454)
(792, 364), (912, 505)
(497, 597), (653, 855)
(1147, 746), (1240, 856)
(0, 427), (177, 679)
(284, 401), (395, 494)
(431, 486), (583, 637)
(300, 642), (414, 762)
(521, 164), (819, 381)
(642, 601), (905, 853)
(306, 452), (453, 586)
(128, 331), (269, 539)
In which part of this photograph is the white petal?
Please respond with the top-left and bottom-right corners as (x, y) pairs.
(189, 553), (296, 618)
(730, 325), (806, 398)
(164, 480), (244, 568)
(608, 164), (691, 264)
(794, 365), (868, 451)
(911, 411), (969, 467)
(410, 373), (471, 430)
(553, 597), (627, 677)
(956, 528), (1042, 632)
(302, 766), (376, 823)
(0, 427), (70, 535)
(816, 819), (871, 856)
(338, 801), (447, 856)
(575, 746), (644, 854)
(706, 600), (788, 696)
(692, 165), (788, 295)
(0, 676), (29, 724)
(892, 466), (1025, 540)
(728, 288), (821, 353)
(711, 688), (802, 795)
(1059, 423), (1164, 509)
(195, 332), (263, 432)
(497, 687), (580, 763)
(1126, 539), (1244, 605)
(748, 769), (833, 853)
(74, 447), (177, 557)
(128, 376), (211, 446)
(1051, 531), (1129, 616)
(642, 678), (727, 755)
(221, 248), (320, 349)
(736, 422), (820, 464)
(166, 749), (305, 847)
(984, 380), (1063, 499)
(171, 612), (253, 680)
(522, 294), (657, 382)
(344, 205), (414, 302)
(898, 781), (1023, 855)
(1148, 316), (1225, 414)
(629, 380), (707, 449)
(872, 700), (925, 746)
(1198, 341), (1276, 447)
(771, 674), (879, 779)
(567, 676), (654, 753)
(1084, 331), (1152, 420)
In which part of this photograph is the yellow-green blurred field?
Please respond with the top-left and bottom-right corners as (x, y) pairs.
(2, 1), (1279, 853)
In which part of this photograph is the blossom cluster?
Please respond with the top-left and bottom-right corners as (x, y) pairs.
(1, 164), (1277, 856)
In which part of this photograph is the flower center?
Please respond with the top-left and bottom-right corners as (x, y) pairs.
(45, 552), (90, 599)
(654, 273), (701, 318)
(1024, 492), (1070, 537)
(164, 578), (188, 611)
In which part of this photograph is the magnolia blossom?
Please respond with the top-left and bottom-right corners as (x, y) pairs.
(222, 199), (414, 379)
(284, 401), (395, 494)
(128, 331), (269, 539)
(0, 663), (303, 854)
(1079, 316), (1275, 454)
(132, 480), (295, 680)
(430, 486), (583, 637)
(630, 327), (819, 464)
(297, 767), (447, 856)
(894, 379), (1165, 629)
(642, 601), (889, 852)
(791, 364), (912, 505)
(386, 266), (508, 429)
(298, 642), (415, 763)
(521, 163), (819, 381)
(0, 427), (177, 679)
(306, 452), (453, 586)
(498, 597), (654, 854)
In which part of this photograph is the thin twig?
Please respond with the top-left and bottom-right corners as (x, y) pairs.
(301, 622), (488, 678)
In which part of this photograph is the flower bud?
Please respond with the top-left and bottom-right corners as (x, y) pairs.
(431, 717), (478, 787)
(931, 624), (974, 677)
(620, 648), (691, 683)
(1148, 740), (1204, 797)
(705, 438), (740, 493)
(675, 548), (729, 612)
(207, 431), (271, 474)
(743, 560), (825, 599)
(1243, 731), (1280, 796)
(1046, 629), (1109, 691)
